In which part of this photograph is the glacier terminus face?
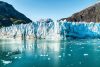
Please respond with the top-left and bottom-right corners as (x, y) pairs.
(59, 21), (100, 38)
(0, 19), (100, 39)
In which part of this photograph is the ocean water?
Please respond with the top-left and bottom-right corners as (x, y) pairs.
(0, 39), (100, 67)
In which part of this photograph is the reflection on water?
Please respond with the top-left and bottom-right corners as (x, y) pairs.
(0, 39), (100, 67)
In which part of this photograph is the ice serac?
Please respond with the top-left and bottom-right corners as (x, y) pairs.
(31, 19), (60, 40)
(59, 20), (100, 38)
(35, 19), (55, 39)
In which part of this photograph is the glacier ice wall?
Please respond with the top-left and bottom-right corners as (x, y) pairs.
(59, 21), (100, 38)
(35, 19), (55, 39)
(0, 19), (55, 39)
(1, 19), (100, 39)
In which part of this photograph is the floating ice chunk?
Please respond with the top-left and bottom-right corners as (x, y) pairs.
(63, 53), (65, 56)
(68, 54), (71, 56)
(18, 57), (21, 59)
(98, 46), (100, 48)
(45, 54), (48, 56)
(58, 55), (61, 58)
(1, 60), (12, 65)
(81, 47), (84, 49)
(15, 57), (17, 59)
(6, 54), (9, 56)
(84, 54), (88, 56)
(40, 54), (43, 56)
(48, 58), (51, 60)
(70, 50), (73, 52)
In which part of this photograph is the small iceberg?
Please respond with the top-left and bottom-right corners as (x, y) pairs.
(1, 60), (12, 65)
(83, 54), (88, 56)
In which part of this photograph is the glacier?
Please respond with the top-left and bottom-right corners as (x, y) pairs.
(59, 21), (100, 38)
(0, 19), (56, 40)
(0, 19), (100, 39)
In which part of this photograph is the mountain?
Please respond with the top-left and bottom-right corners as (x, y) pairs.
(60, 3), (100, 22)
(0, 1), (32, 27)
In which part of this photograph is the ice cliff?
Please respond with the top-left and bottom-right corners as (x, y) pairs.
(1, 19), (100, 39)
(0, 19), (56, 39)
(59, 21), (100, 39)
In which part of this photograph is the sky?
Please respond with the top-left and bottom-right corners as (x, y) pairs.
(0, 0), (99, 21)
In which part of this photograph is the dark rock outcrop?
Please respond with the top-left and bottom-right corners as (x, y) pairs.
(60, 3), (100, 22)
(0, 1), (32, 27)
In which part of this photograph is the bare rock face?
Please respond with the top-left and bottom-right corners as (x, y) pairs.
(0, 1), (32, 27)
(60, 3), (100, 22)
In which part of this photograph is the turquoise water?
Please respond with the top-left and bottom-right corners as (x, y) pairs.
(0, 39), (100, 67)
